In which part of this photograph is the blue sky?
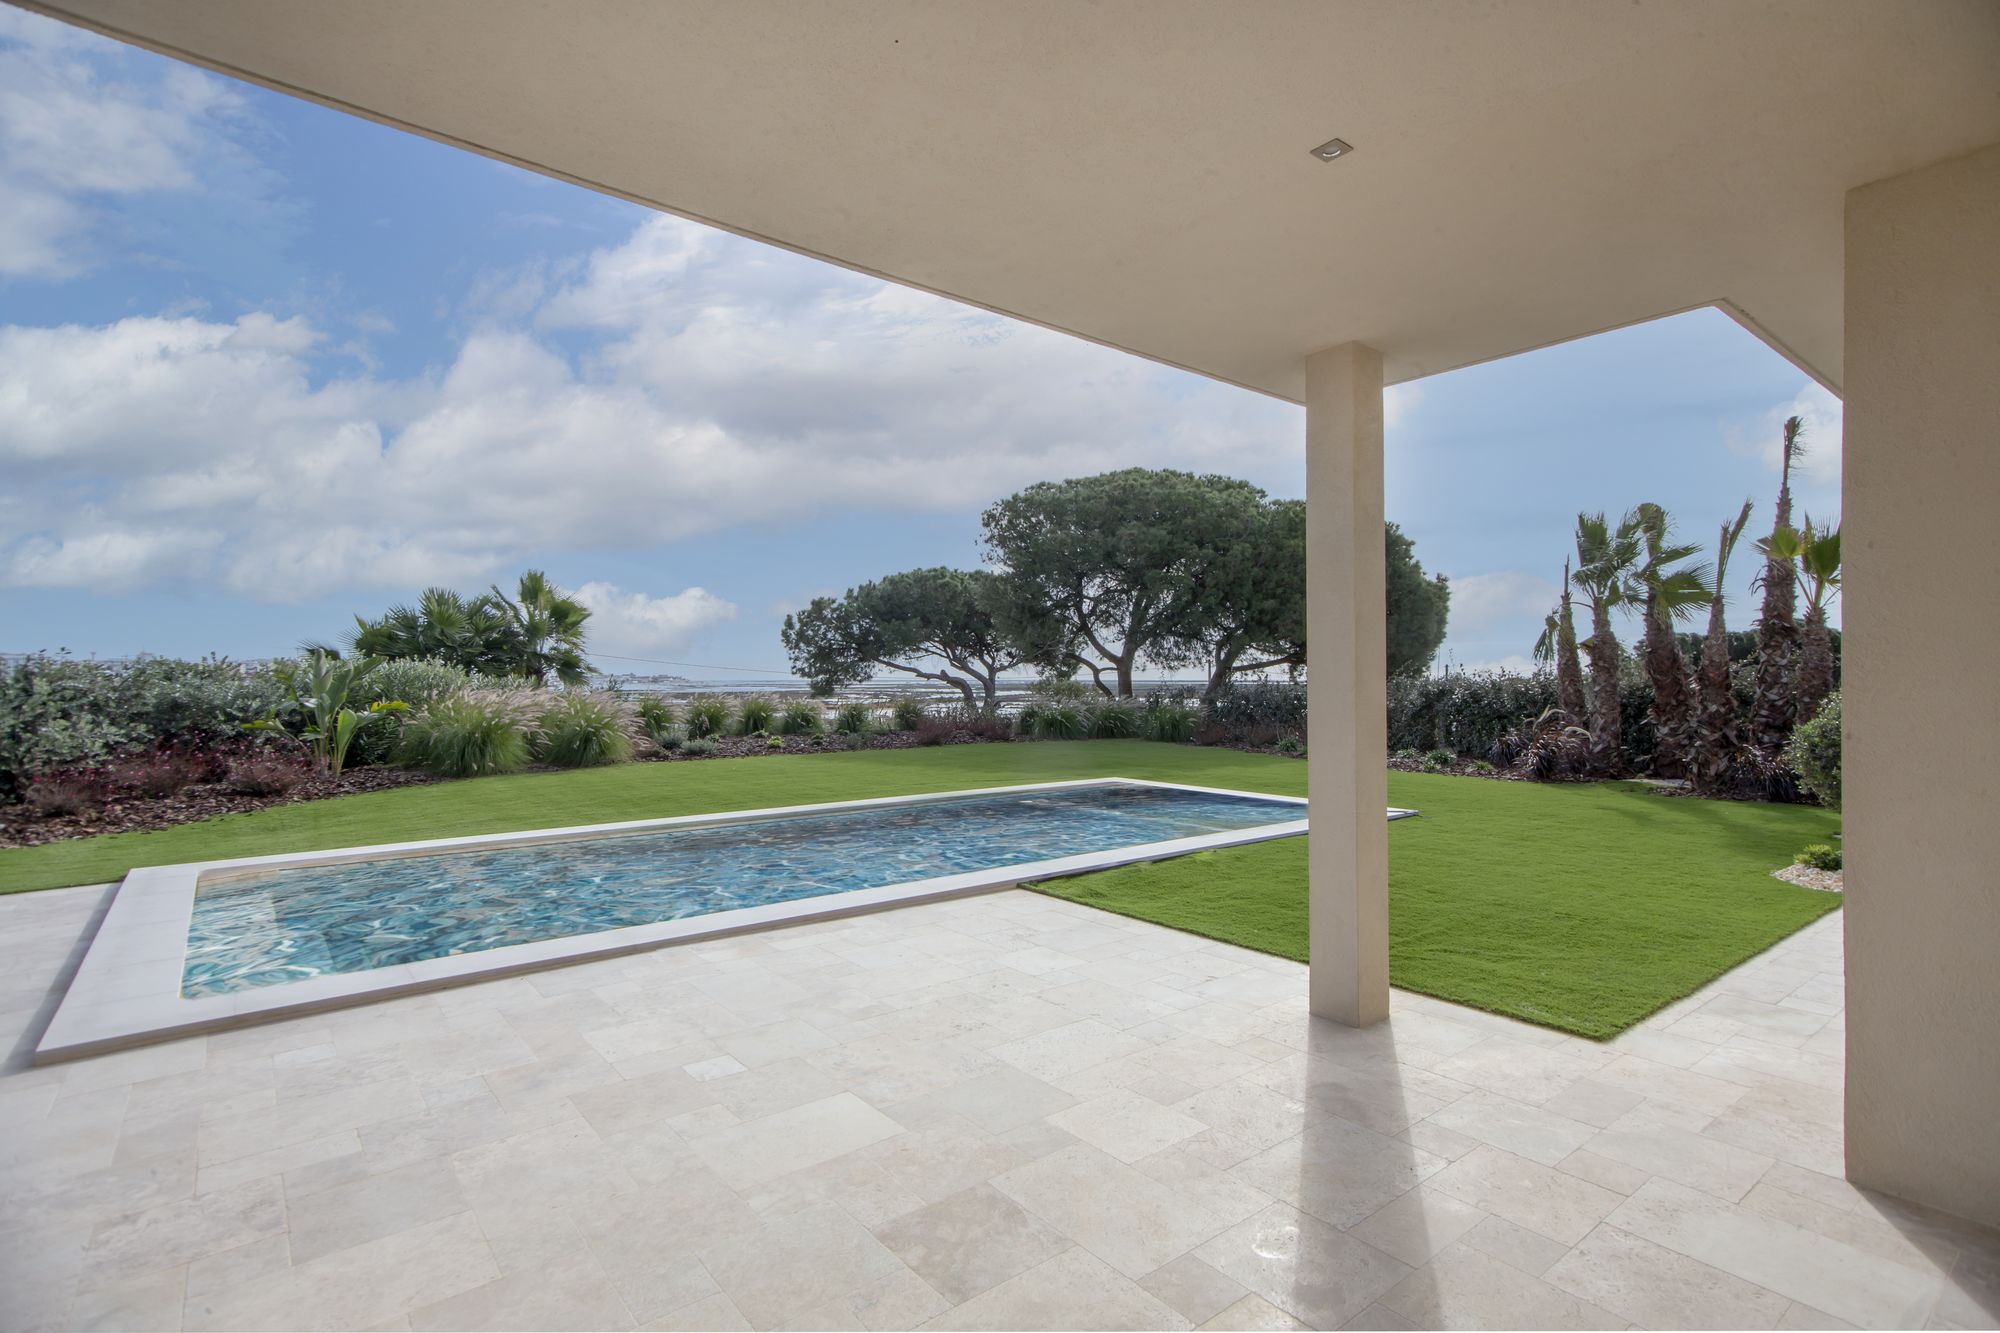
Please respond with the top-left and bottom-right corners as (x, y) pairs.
(0, 8), (1841, 680)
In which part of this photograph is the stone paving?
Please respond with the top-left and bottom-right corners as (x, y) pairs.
(1, 882), (1995, 1331)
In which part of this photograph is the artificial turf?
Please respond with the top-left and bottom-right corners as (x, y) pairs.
(0, 741), (1840, 1037)
(1042, 772), (1841, 1037)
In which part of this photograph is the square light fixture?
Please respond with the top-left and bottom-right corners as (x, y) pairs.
(1311, 137), (1353, 162)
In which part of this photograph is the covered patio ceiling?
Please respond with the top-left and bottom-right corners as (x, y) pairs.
(22, 0), (2000, 398)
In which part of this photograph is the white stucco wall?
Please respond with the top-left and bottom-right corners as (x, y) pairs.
(1842, 141), (2000, 1226)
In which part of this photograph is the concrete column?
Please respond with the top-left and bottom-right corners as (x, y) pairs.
(1305, 342), (1390, 1027)
(1843, 142), (2000, 1227)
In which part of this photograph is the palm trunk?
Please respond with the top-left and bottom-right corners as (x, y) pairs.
(1796, 605), (1835, 725)
(1555, 580), (1589, 726)
(1692, 502), (1753, 795)
(1582, 599), (1625, 776)
(1752, 419), (1802, 753)
(1641, 603), (1697, 778)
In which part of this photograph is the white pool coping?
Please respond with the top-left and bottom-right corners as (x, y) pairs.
(37, 778), (1416, 1062)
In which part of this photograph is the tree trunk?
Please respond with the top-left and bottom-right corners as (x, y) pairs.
(1582, 601), (1625, 776)
(1115, 653), (1137, 698)
(1641, 605), (1698, 778)
(1555, 585), (1589, 725)
(1752, 439), (1800, 754)
(1796, 606), (1835, 726)
(1692, 502), (1752, 795)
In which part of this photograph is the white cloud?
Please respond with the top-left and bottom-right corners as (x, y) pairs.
(0, 213), (1307, 601)
(572, 583), (738, 662)
(1444, 569), (1562, 639)
(0, 10), (251, 278)
(1730, 380), (1843, 491)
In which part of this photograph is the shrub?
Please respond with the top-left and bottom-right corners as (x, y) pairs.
(397, 692), (532, 778)
(775, 700), (823, 735)
(1014, 702), (1042, 735)
(735, 697), (776, 736)
(24, 773), (110, 816)
(683, 696), (730, 739)
(119, 749), (209, 798)
(535, 693), (636, 768)
(347, 658), (471, 767)
(655, 725), (686, 752)
(913, 714), (957, 746)
(1141, 700), (1197, 744)
(1276, 735), (1305, 757)
(1785, 692), (1841, 810)
(766, 735), (786, 750)
(1206, 681), (1308, 743)
(1033, 703), (1088, 740)
(1423, 749), (1454, 771)
(1088, 701), (1140, 739)
(1795, 843), (1842, 872)
(634, 695), (678, 746)
(890, 696), (926, 730)
(0, 654), (281, 800)
(961, 712), (1013, 742)
(225, 756), (306, 796)
(680, 736), (718, 757)
(1489, 708), (1588, 782)
(832, 701), (873, 733)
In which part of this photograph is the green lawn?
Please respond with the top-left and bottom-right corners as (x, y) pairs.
(0, 741), (1839, 1037)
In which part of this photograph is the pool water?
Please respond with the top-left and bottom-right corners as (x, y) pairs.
(181, 784), (1303, 996)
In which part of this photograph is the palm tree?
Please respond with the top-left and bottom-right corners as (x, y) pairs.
(352, 586), (515, 676)
(1532, 559), (1590, 726)
(489, 569), (592, 687)
(1760, 515), (1841, 726)
(1751, 416), (1806, 752)
(1629, 504), (1713, 779)
(1692, 500), (1755, 794)
(1572, 511), (1641, 775)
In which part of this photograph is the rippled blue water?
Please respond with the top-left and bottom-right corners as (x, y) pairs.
(182, 784), (1302, 996)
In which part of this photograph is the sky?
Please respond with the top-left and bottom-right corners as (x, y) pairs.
(0, 8), (1842, 681)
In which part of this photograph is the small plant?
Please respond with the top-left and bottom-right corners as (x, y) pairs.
(1471, 759), (1494, 773)
(735, 697), (776, 736)
(224, 756), (305, 797)
(775, 700), (823, 736)
(680, 736), (718, 757)
(913, 714), (957, 746)
(1088, 702), (1140, 739)
(1794, 843), (1842, 872)
(1489, 709), (1587, 782)
(535, 694), (636, 768)
(682, 696), (731, 739)
(832, 701), (873, 733)
(24, 773), (109, 816)
(766, 735), (786, 750)
(655, 725), (686, 752)
(1394, 747), (1422, 761)
(1142, 701), (1198, 744)
(635, 695), (677, 744)
(890, 696), (926, 730)
(1784, 692), (1841, 810)
(1033, 703), (1088, 740)
(1424, 749), (1454, 771)
(250, 651), (406, 779)
(119, 749), (207, 798)
(397, 692), (532, 778)
(1276, 735), (1305, 756)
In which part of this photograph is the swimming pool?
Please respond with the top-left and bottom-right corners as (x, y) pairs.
(43, 778), (1402, 1062)
(181, 783), (1305, 997)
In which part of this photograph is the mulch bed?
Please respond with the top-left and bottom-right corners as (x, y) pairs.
(0, 767), (442, 849)
(0, 728), (1024, 849)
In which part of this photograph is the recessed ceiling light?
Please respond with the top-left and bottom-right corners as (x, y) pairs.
(1310, 137), (1353, 162)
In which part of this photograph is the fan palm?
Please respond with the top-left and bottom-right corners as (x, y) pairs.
(1692, 500), (1755, 794)
(488, 569), (592, 687)
(1751, 416), (1806, 752)
(353, 587), (516, 677)
(1532, 558), (1590, 727)
(1628, 504), (1713, 778)
(1572, 511), (1641, 775)
(1759, 515), (1841, 727)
